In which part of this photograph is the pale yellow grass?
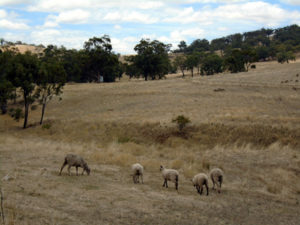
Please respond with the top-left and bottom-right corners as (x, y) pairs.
(0, 60), (300, 224)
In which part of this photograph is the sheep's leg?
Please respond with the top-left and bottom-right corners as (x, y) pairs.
(163, 179), (168, 188)
(218, 176), (222, 193)
(212, 179), (216, 190)
(205, 182), (209, 196)
(133, 175), (136, 184)
(200, 186), (203, 195)
(175, 176), (178, 190)
(165, 179), (168, 188)
(76, 166), (79, 176)
(67, 165), (72, 176)
(59, 161), (67, 175)
(196, 186), (201, 194)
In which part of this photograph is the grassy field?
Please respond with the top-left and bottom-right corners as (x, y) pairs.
(0, 60), (300, 224)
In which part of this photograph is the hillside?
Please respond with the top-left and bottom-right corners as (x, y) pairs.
(0, 60), (300, 224)
(0, 44), (44, 54)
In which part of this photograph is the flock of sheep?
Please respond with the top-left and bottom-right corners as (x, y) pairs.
(59, 154), (224, 196)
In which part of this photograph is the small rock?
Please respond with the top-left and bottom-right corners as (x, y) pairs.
(2, 174), (14, 181)
(214, 88), (225, 92)
(39, 168), (49, 176)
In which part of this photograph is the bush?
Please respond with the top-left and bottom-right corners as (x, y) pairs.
(201, 54), (223, 75)
(172, 115), (191, 132)
(8, 108), (24, 122)
(42, 123), (51, 129)
(31, 105), (38, 111)
(277, 51), (296, 63)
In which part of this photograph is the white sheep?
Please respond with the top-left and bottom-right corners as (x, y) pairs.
(210, 168), (223, 193)
(59, 154), (90, 176)
(192, 173), (209, 196)
(131, 163), (144, 184)
(160, 165), (179, 190)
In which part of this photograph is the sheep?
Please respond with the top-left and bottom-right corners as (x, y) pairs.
(160, 165), (179, 191)
(210, 168), (223, 193)
(192, 173), (209, 196)
(131, 163), (144, 184)
(59, 154), (90, 176)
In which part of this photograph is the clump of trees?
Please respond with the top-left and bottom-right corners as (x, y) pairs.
(125, 39), (171, 80)
(0, 35), (123, 128)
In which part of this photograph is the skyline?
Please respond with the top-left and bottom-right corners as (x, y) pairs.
(1, 0), (300, 54)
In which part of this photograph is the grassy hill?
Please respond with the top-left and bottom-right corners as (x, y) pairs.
(0, 60), (300, 224)
(0, 44), (44, 54)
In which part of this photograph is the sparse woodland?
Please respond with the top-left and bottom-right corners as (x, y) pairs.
(0, 24), (300, 225)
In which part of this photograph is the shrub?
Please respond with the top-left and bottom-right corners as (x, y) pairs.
(42, 123), (51, 129)
(8, 108), (24, 122)
(118, 136), (130, 143)
(31, 105), (38, 111)
(172, 115), (191, 132)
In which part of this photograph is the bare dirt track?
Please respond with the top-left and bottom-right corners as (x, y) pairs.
(0, 60), (300, 225)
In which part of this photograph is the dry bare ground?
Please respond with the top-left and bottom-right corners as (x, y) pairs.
(1, 60), (300, 225)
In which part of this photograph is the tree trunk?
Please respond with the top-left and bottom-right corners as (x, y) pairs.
(23, 99), (29, 129)
(13, 89), (17, 104)
(181, 69), (185, 78)
(145, 75), (148, 81)
(40, 102), (46, 125)
(191, 68), (194, 77)
(0, 102), (7, 114)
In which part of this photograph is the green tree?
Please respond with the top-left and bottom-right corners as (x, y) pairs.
(276, 51), (296, 63)
(6, 52), (39, 128)
(124, 56), (141, 79)
(173, 55), (186, 78)
(133, 39), (171, 80)
(186, 39), (209, 53)
(36, 58), (66, 125)
(224, 49), (246, 73)
(84, 35), (119, 82)
(210, 37), (227, 55)
(0, 78), (14, 114)
(194, 52), (205, 75)
(256, 46), (270, 61)
(177, 40), (187, 53)
(185, 53), (198, 77)
(201, 54), (223, 75)
(241, 48), (257, 71)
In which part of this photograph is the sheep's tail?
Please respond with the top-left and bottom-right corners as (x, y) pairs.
(175, 175), (179, 190)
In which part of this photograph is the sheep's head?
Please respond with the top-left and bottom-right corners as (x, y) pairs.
(86, 167), (90, 175)
(84, 163), (90, 175)
(160, 165), (164, 171)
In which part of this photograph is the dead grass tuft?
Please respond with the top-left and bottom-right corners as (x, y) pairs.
(267, 184), (282, 194)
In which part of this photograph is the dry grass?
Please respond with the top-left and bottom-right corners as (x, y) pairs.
(1, 60), (300, 224)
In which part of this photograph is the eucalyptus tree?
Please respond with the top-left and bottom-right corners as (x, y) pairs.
(133, 39), (171, 80)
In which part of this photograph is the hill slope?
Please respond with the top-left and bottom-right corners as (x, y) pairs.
(0, 60), (300, 224)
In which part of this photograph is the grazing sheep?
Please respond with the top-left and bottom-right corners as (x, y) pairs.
(210, 168), (223, 193)
(192, 173), (209, 196)
(160, 165), (179, 190)
(59, 154), (90, 176)
(132, 163), (144, 184)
